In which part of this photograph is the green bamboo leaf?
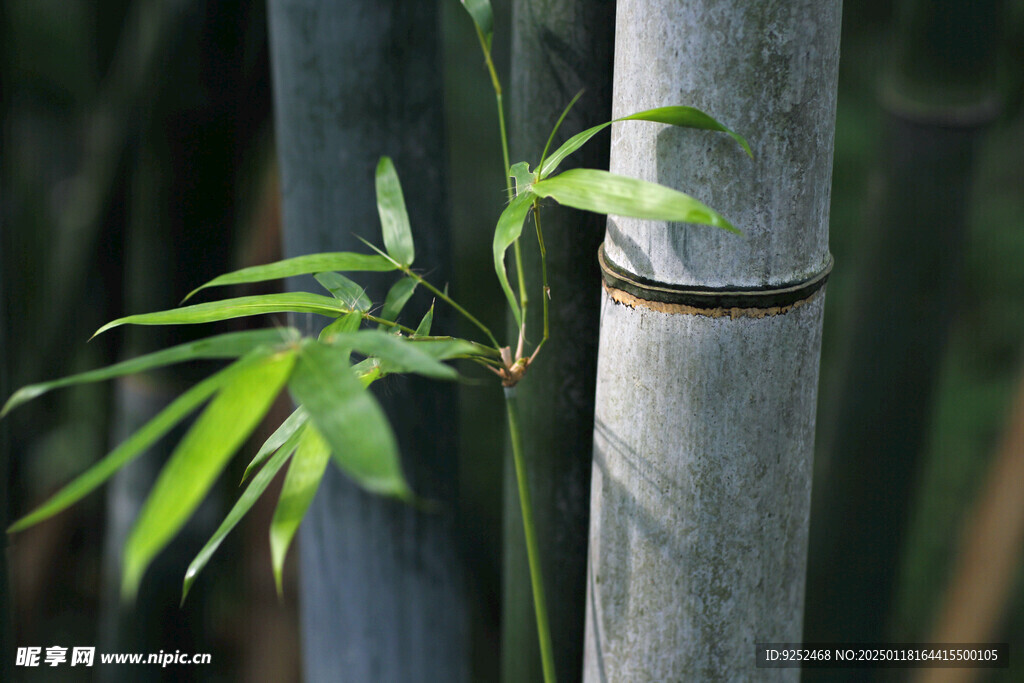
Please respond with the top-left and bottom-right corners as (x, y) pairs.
(5, 354), (267, 534)
(183, 252), (396, 301)
(380, 277), (418, 323)
(94, 293), (351, 338)
(350, 359), (384, 388)
(532, 169), (740, 234)
(539, 106), (752, 179)
(240, 406), (308, 485)
(492, 191), (535, 326)
(375, 157), (415, 267)
(414, 304), (434, 337)
(318, 311), (364, 343)
(2, 329), (294, 417)
(121, 349), (297, 600)
(510, 161), (533, 195)
(182, 419), (307, 603)
(288, 340), (410, 499)
(459, 0), (494, 46)
(323, 330), (459, 380)
(315, 272), (371, 312)
(269, 424), (331, 596)
(625, 106), (752, 158)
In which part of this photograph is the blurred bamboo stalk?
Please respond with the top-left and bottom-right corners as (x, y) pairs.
(913, 360), (1024, 683)
(502, 2), (614, 681)
(1, 3), (11, 667)
(36, 0), (194, 384)
(98, 2), (272, 674)
(266, 2), (469, 679)
(804, 0), (1002, 653)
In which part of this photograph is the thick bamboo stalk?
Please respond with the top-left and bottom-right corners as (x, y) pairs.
(584, 1), (841, 679)
(267, 2), (468, 680)
(502, 2), (614, 681)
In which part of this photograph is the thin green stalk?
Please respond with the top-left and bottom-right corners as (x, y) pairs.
(363, 313), (418, 336)
(513, 239), (529, 323)
(496, 92), (513, 199)
(474, 25), (513, 197)
(352, 236), (501, 350)
(408, 336), (502, 359)
(401, 268), (501, 350)
(531, 201), (550, 354)
(471, 356), (505, 369)
(497, 90), (528, 323)
(505, 388), (556, 683)
(475, 26), (528, 326)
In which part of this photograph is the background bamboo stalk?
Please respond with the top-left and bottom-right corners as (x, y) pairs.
(502, 2), (614, 681)
(266, 1), (469, 679)
(804, 0), (1001, 655)
(912, 360), (1024, 683)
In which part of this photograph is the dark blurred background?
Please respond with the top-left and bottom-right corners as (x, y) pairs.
(1, 1), (1022, 681)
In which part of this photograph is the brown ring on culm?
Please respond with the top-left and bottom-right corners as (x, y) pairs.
(598, 243), (833, 311)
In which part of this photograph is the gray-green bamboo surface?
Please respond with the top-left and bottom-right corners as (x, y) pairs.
(502, 2), (615, 682)
(267, 1), (468, 681)
(585, 1), (841, 680)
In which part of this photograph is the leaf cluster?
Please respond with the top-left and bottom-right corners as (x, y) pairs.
(4, 0), (751, 607)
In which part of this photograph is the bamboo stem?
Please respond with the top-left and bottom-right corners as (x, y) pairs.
(476, 25), (528, 326)
(531, 201), (550, 357)
(505, 388), (557, 683)
(401, 268), (501, 350)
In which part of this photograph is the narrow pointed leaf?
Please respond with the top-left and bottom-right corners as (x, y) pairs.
(183, 252), (396, 301)
(2, 329), (293, 417)
(380, 277), (418, 323)
(318, 311), (364, 343)
(414, 304), (433, 337)
(288, 341), (410, 499)
(121, 349), (297, 600)
(94, 293), (351, 337)
(5, 355), (265, 534)
(322, 330), (459, 380)
(460, 0), (494, 45)
(241, 406), (308, 485)
(375, 157), (415, 266)
(539, 106), (752, 179)
(532, 169), (739, 234)
(538, 90), (584, 175)
(538, 122), (605, 179)
(353, 234), (402, 268)
(269, 425), (331, 596)
(492, 191), (535, 326)
(622, 106), (752, 158)
(183, 419), (307, 603)
(315, 272), (371, 311)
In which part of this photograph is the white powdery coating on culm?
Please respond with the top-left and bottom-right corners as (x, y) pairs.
(585, 287), (826, 682)
(586, 1), (841, 679)
(603, 0), (840, 290)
